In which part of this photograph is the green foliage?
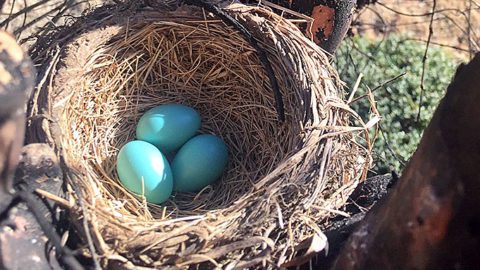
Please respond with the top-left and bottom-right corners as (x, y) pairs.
(335, 36), (459, 174)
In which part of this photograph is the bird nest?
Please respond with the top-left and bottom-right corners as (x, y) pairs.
(28, 2), (373, 268)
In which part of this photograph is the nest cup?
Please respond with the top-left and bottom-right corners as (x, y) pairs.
(29, 2), (371, 268)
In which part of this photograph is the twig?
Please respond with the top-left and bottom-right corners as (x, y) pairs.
(377, 2), (459, 17)
(347, 73), (363, 103)
(365, 6), (388, 34)
(12, 0), (81, 37)
(416, 0), (436, 122)
(379, 124), (406, 167)
(3, 0), (16, 30)
(21, 0), (27, 34)
(349, 72), (406, 105)
(48, 0), (88, 27)
(35, 188), (71, 208)
(0, 0), (50, 28)
(467, 0), (473, 59)
(357, 16), (446, 28)
(404, 38), (470, 53)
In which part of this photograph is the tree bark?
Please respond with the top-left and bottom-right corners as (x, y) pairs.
(333, 53), (480, 269)
(250, 0), (356, 54)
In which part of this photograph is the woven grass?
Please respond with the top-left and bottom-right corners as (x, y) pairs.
(28, 2), (375, 269)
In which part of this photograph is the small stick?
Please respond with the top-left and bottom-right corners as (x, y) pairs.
(349, 72), (406, 105)
(347, 73), (363, 104)
(417, 0), (437, 122)
(35, 188), (71, 208)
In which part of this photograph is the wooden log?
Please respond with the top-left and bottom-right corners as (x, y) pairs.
(333, 53), (480, 269)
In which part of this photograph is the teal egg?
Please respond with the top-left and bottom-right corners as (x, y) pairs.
(172, 134), (228, 192)
(136, 104), (201, 153)
(116, 140), (173, 204)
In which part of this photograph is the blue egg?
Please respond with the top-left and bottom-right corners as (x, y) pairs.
(116, 140), (173, 204)
(172, 134), (228, 192)
(136, 104), (201, 153)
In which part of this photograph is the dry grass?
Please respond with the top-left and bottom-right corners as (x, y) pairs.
(64, 21), (294, 216)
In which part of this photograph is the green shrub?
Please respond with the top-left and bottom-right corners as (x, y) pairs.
(335, 36), (459, 174)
